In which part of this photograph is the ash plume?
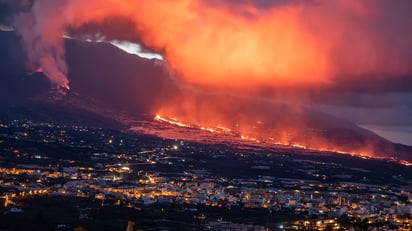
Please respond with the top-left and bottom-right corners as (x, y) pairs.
(6, 0), (412, 91)
(2, 1), (412, 158)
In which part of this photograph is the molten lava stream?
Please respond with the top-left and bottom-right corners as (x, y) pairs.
(153, 115), (412, 166)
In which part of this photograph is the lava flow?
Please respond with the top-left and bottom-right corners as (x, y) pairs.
(155, 115), (233, 135)
(153, 115), (412, 166)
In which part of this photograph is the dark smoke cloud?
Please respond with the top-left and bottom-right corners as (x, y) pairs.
(0, 0), (32, 27)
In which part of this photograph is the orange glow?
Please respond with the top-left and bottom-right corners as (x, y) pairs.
(21, 0), (412, 88)
(399, 160), (412, 166)
(154, 115), (191, 128)
(17, 1), (412, 165)
(155, 115), (232, 135)
(35, 67), (43, 73)
(65, 0), (329, 88)
(63, 84), (70, 90)
(154, 89), (391, 156)
(152, 113), (408, 164)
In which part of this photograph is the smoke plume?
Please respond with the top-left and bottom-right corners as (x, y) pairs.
(3, 0), (412, 158)
(9, 0), (412, 90)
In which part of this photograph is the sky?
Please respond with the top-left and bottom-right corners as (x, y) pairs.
(1, 0), (412, 146)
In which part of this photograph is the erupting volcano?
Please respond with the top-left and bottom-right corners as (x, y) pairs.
(1, 0), (412, 164)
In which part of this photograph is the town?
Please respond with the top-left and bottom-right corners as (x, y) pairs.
(1, 120), (411, 230)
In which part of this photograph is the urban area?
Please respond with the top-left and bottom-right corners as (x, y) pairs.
(1, 120), (412, 230)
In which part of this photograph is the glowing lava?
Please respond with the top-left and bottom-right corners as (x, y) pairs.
(154, 115), (191, 128)
(153, 115), (412, 166)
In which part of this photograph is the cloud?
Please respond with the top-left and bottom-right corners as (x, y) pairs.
(8, 0), (412, 93)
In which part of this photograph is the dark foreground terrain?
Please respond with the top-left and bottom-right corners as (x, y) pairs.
(0, 120), (411, 230)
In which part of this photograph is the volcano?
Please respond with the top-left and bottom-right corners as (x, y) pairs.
(0, 30), (411, 162)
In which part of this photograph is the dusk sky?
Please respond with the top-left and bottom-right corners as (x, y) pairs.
(2, 0), (412, 145)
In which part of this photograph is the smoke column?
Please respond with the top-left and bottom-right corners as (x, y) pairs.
(4, 0), (412, 158)
(11, 0), (412, 90)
